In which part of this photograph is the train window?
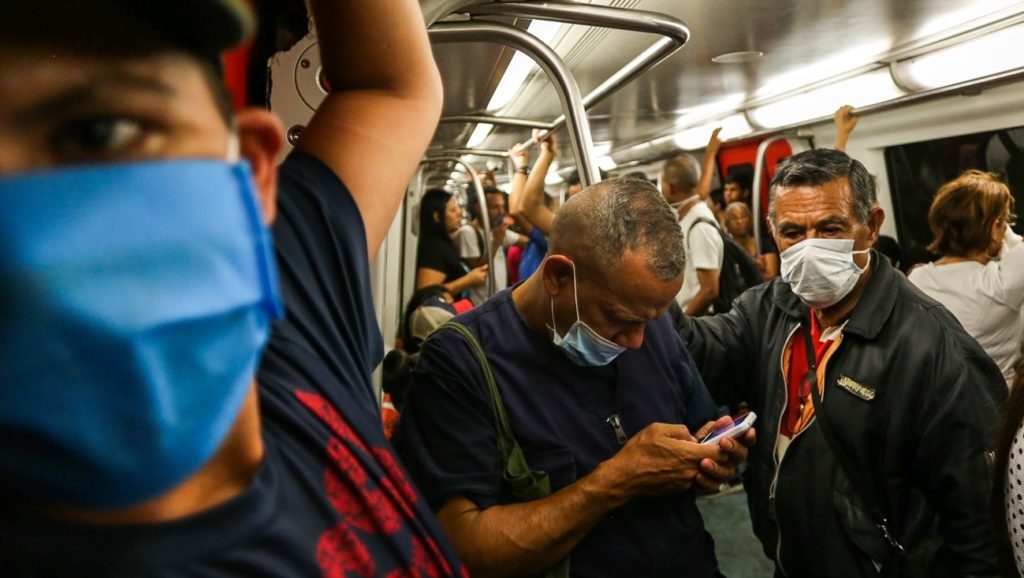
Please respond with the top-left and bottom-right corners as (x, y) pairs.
(884, 126), (1024, 269)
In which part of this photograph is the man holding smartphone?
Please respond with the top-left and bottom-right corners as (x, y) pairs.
(397, 177), (755, 578)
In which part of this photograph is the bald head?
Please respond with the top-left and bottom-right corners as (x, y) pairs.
(660, 154), (700, 203)
(549, 177), (685, 281)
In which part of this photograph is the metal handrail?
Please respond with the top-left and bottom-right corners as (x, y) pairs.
(465, 3), (689, 151)
(420, 156), (495, 297)
(433, 148), (510, 158)
(430, 21), (600, 186)
(422, 0), (490, 27)
(439, 115), (553, 129)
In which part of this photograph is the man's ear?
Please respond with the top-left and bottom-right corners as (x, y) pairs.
(866, 205), (885, 245)
(541, 255), (574, 296)
(235, 108), (285, 224)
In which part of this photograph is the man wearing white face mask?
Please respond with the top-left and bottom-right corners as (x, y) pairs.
(677, 148), (1006, 577)
(396, 177), (755, 578)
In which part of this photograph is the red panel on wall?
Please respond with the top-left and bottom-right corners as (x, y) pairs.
(716, 139), (794, 221)
(222, 43), (251, 111)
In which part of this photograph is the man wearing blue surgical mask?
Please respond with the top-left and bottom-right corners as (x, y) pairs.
(677, 148), (1006, 577)
(0, 1), (469, 577)
(396, 177), (755, 578)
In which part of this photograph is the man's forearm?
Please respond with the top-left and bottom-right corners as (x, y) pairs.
(685, 288), (716, 316)
(520, 151), (556, 234)
(438, 464), (628, 578)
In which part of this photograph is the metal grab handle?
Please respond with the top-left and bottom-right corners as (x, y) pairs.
(422, 0), (490, 27)
(465, 2), (689, 151)
(421, 156), (495, 297)
(750, 134), (815, 254)
(430, 21), (600, 187)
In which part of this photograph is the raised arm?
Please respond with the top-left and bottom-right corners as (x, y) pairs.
(517, 130), (558, 235)
(697, 127), (723, 203)
(834, 105), (858, 152)
(298, 0), (444, 260)
(507, 144), (530, 216)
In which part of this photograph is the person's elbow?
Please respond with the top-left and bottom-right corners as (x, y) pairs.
(421, 61), (445, 120)
(701, 272), (720, 299)
(390, 54), (444, 122)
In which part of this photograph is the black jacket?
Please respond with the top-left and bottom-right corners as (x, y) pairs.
(679, 253), (1006, 577)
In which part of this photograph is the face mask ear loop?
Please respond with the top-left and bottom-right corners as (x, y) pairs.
(549, 259), (582, 337)
(852, 247), (871, 273)
(569, 260), (581, 323)
(550, 297), (558, 335)
(226, 128), (240, 163)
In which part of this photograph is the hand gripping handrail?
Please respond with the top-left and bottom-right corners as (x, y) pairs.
(430, 21), (601, 186)
(420, 156), (495, 296)
(423, 1), (689, 187)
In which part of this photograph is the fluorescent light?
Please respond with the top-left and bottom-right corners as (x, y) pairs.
(754, 41), (889, 100)
(748, 69), (904, 128)
(674, 94), (746, 127)
(466, 123), (494, 148)
(915, 0), (1023, 38)
(896, 23), (1024, 91)
(591, 142), (612, 157)
(598, 156), (618, 171)
(449, 171), (463, 180)
(672, 114), (753, 150)
(486, 20), (563, 112)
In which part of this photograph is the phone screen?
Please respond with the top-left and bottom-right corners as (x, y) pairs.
(701, 414), (750, 444)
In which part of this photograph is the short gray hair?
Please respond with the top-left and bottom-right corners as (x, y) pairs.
(661, 154), (701, 193)
(767, 148), (876, 227)
(550, 177), (686, 280)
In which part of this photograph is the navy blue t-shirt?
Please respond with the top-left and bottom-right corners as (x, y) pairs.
(0, 152), (467, 578)
(395, 288), (720, 578)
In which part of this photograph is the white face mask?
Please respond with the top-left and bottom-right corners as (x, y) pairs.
(549, 261), (627, 366)
(780, 238), (870, 309)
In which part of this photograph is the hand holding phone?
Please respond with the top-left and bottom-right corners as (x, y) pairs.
(699, 412), (756, 445)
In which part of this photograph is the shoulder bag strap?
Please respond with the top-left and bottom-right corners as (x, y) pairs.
(435, 321), (568, 578)
(802, 314), (906, 555)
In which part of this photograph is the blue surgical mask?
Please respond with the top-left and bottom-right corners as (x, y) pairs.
(549, 262), (626, 366)
(0, 157), (283, 509)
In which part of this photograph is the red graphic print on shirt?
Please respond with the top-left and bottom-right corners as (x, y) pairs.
(296, 390), (464, 578)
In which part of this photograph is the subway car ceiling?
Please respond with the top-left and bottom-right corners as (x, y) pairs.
(264, 0), (1024, 384)
(271, 0), (1024, 182)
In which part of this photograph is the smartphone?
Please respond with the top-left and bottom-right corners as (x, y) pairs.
(699, 412), (756, 445)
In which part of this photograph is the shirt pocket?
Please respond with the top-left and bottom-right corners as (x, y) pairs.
(524, 447), (577, 491)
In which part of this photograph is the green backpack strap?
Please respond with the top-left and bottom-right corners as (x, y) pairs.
(435, 321), (569, 578)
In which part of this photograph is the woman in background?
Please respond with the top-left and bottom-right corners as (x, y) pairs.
(415, 188), (488, 297)
(909, 170), (1023, 388)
